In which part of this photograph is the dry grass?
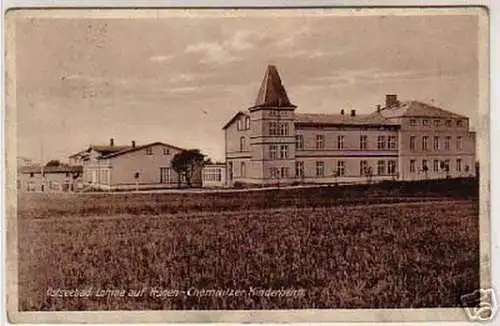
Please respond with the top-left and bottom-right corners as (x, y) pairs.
(17, 185), (479, 311)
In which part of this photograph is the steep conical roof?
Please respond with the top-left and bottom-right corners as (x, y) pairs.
(253, 65), (295, 108)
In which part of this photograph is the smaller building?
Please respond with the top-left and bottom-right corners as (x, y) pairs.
(202, 163), (227, 188)
(70, 139), (203, 190)
(18, 164), (83, 192)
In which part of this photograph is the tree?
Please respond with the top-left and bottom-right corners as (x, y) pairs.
(171, 149), (205, 188)
(45, 160), (62, 167)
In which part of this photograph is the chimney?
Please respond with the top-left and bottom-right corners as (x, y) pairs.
(376, 104), (381, 112)
(385, 94), (399, 107)
(109, 138), (114, 147)
(351, 109), (356, 117)
(340, 109), (345, 115)
(131, 140), (136, 148)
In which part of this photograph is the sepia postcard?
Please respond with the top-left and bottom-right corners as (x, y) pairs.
(4, 7), (493, 324)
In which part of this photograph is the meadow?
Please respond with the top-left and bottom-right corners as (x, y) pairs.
(17, 180), (480, 310)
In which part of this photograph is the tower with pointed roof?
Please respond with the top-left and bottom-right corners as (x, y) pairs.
(248, 64), (298, 184)
(223, 65), (298, 185)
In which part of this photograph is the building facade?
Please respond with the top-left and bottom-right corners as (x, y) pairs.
(18, 164), (83, 192)
(70, 140), (203, 190)
(202, 163), (227, 188)
(223, 65), (476, 186)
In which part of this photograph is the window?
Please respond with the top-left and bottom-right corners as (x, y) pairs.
(422, 119), (430, 126)
(240, 136), (246, 152)
(295, 135), (304, 150)
(388, 160), (396, 175)
(316, 161), (325, 177)
(445, 120), (452, 127)
(433, 136), (440, 151)
(245, 116), (250, 130)
(203, 168), (222, 182)
(280, 167), (289, 178)
(410, 136), (416, 151)
(27, 181), (35, 192)
(410, 160), (416, 173)
(279, 145), (288, 159)
(444, 136), (451, 151)
(30, 172), (34, 178)
(442, 160), (450, 172)
(270, 167), (279, 179)
(422, 136), (429, 151)
(269, 110), (279, 117)
(295, 161), (304, 178)
(360, 160), (368, 176)
(316, 135), (325, 149)
(336, 161), (345, 176)
(269, 145), (278, 160)
(433, 160), (439, 172)
(145, 147), (153, 155)
(268, 122), (278, 136)
(237, 118), (243, 131)
(377, 136), (386, 150)
(360, 135), (368, 150)
(377, 160), (386, 176)
(163, 148), (170, 155)
(387, 136), (397, 149)
(433, 119), (441, 127)
(457, 120), (464, 127)
(337, 135), (345, 150)
(422, 160), (428, 172)
(456, 159), (462, 172)
(410, 119), (417, 126)
(241, 162), (246, 177)
(279, 123), (289, 136)
(456, 136), (463, 151)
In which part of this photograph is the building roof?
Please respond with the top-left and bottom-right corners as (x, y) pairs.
(100, 142), (186, 159)
(69, 145), (132, 159)
(251, 65), (296, 109)
(20, 164), (83, 174)
(377, 100), (467, 119)
(222, 111), (249, 130)
(295, 112), (399, 127)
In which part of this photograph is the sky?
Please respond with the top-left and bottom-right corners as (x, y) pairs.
(12, 10), (482, 163)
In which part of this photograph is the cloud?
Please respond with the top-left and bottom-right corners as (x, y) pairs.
(150, 55), (175, 63)
(184, 30), (258, 65)
(305, 69), (461, 89)
(275, 26), (311, 48)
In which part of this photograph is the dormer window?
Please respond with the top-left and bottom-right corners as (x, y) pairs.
(145, 147), (153, 155)
(457, 120), (464, 127)
(409, 119), (417, 126)
(445, 120), (452, 127)
(163, 148), (170, 155)
(422, 119), (430, 126)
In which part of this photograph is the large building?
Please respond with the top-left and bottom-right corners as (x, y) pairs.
(223, 65), (476, 185)
(69, 139), (203, 190)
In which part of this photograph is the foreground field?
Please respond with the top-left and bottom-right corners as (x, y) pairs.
(17, 188), (479, 310)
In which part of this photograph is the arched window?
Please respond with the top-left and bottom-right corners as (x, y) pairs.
(240, 136), (246, 152)
(241, 162), (246, 178)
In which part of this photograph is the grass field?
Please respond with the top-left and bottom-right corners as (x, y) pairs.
(17, 181), (480, 310)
